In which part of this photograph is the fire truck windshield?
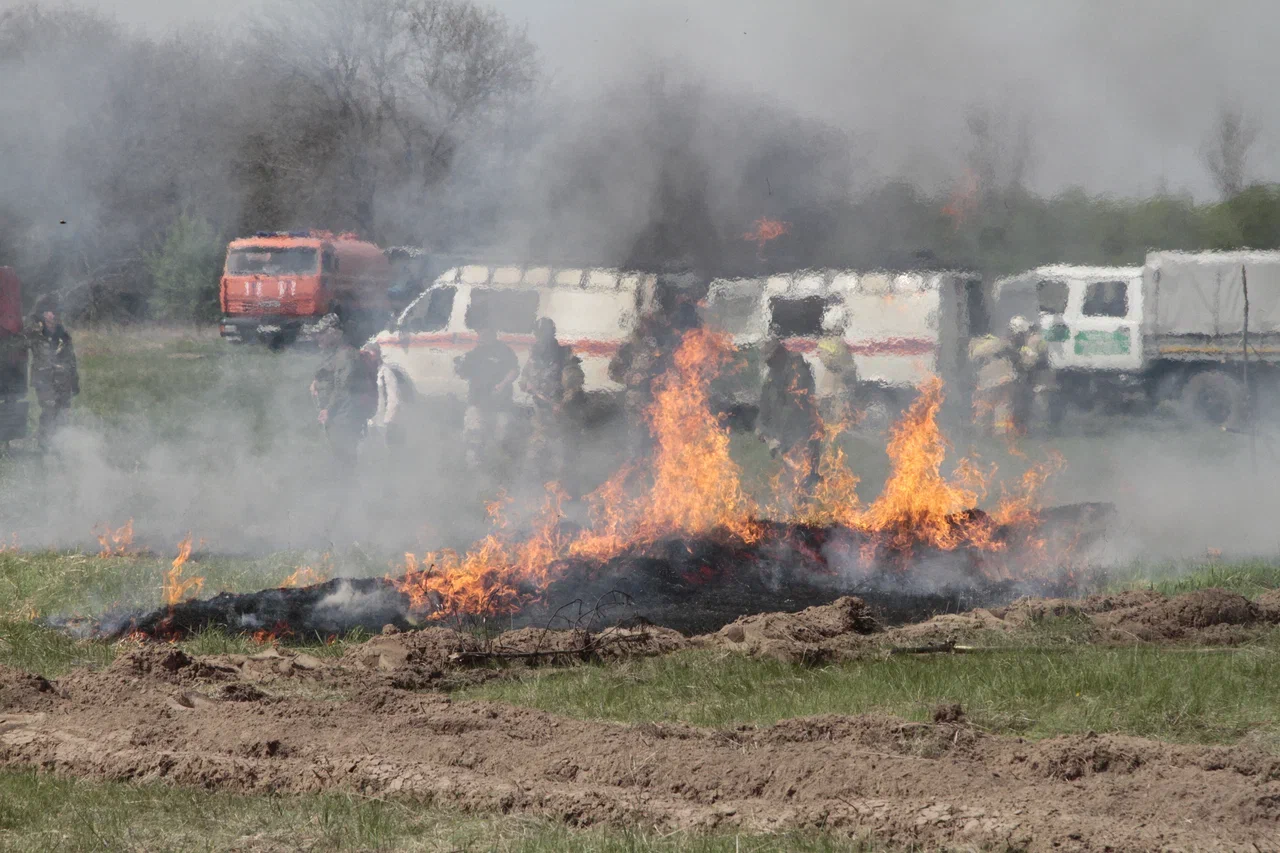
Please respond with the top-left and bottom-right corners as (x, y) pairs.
(226, 247), (318, 275)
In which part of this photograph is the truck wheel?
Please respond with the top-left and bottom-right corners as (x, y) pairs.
(1180, 371), (1244, 427)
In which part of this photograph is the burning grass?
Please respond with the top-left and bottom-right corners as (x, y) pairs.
(388, 334), (1078, 626)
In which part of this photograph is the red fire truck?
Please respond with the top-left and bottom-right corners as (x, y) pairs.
(0, 267), (29, 445)
(219, 231), (392, 346)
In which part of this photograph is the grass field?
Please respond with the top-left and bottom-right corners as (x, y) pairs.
(0, 771), (875, 853)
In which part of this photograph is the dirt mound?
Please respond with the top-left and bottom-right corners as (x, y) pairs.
(0, 665), (60, 712)
(1097, 588), (1263, 641)
(1078, 588), (1166, 613)
(706, 597), (880, 662)
(1256, 588), (1280, 622)
(1, 657), (1276, 852)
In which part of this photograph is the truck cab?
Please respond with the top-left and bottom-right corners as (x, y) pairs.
(994, 266), (1145, 374)
(220, 231), (391, 346)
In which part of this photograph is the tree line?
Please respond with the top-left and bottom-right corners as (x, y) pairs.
(0, 0), (1276, 324)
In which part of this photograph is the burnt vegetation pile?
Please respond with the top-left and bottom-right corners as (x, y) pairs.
(80, 503), (1113, 641)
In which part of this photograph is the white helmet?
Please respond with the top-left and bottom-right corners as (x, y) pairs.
(1008, 315), (1032, 335)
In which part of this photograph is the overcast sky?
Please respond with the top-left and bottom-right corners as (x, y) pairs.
(12, 0), (1280, 199)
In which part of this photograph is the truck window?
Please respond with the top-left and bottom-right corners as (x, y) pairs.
(465, 288), (539, 334)
(1036, 280), (1069, 315)
(702, 293), (758, 335)
(226, 247), (319, 276)
(406, 285), (455, 332)
(769, 296), (827, 337)
(964, 279), (990, 336)
(1082, 280), (1128, 318)
(322, 251), (337, 273)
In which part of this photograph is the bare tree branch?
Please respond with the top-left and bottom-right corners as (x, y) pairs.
(1202, 101), (1259, 200)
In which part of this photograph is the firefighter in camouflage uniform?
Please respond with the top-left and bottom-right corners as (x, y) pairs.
(27, 295), (79, 450)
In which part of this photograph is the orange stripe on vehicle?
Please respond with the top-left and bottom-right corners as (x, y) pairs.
(388, 332), (621, 356)
(782, 337), (937, 356)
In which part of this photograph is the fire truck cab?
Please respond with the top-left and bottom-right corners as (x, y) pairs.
(0, 267), (30, 445)
(219, 231), (392, 346)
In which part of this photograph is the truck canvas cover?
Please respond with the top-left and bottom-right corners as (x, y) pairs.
(1144, 251), (1280, 336)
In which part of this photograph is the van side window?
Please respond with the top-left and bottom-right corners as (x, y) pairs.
(407, 286), (455, 332)
(1036, 280), (1069, 315)
(769, 296), (827, 337)
(1082, 280), (1128, 318)
(322, 251), (337, 274)
(465, 288), (539, 333)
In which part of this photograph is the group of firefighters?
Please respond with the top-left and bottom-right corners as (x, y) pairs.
(8, 288), (1048, 472)
(307, 281), (1053, 490)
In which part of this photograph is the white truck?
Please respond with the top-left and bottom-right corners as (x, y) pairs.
(994, 252), (1280, 425)
(700, 268), (987, 424)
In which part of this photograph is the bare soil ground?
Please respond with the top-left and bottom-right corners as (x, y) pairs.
(3, 590), (1279, 852)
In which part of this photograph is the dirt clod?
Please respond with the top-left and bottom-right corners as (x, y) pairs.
(933, 703), (965, 724)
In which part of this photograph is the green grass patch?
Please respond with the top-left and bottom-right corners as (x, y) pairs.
(460, 640), (1280, 745)
(0, 770), (877, 852)
(0, 550), (349, 621)
(1107, 559), (1280, 599)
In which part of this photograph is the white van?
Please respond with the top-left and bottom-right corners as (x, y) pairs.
(700, 268), (984, 412)
(372, 265), (656, 404)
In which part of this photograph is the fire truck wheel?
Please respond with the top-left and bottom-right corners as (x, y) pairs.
(1180, 370), (1244, 428)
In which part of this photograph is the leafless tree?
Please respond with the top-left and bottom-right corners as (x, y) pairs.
(1202, 102), (1259, 200)
(964, 102), (1034, 199)
(251, 0), (537, 237)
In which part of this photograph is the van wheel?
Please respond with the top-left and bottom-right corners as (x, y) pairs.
(1180, 370), (1245, 427)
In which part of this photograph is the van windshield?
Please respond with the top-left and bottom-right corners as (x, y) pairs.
(226, 247), (319, 275)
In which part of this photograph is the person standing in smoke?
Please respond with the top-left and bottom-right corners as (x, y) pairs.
(455, 324), (519, 469)
(310, 314), (376, 475)
(609, 290), (702, 456)
(519, 317), (575, 483)
(758, 341), (821, 492)
(26, 294), (79, 450)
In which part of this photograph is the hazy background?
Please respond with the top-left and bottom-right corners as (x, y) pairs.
(43, 0), (1280, 200)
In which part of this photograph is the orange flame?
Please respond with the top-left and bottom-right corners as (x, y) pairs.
(942, 169), (979, 228)
(743, 217), (790, 257)
(163, 534), (202, 607)
(0, 533), (19, 554)
(252, 621), (294, 645)
(389, 346), (1066, 620)
(571, 328), (760, 557)
(281, 564), (328, 589)
(393, 487), (567, 620)
(859, 378), (992, 554)
(95, 520), (135, 559)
